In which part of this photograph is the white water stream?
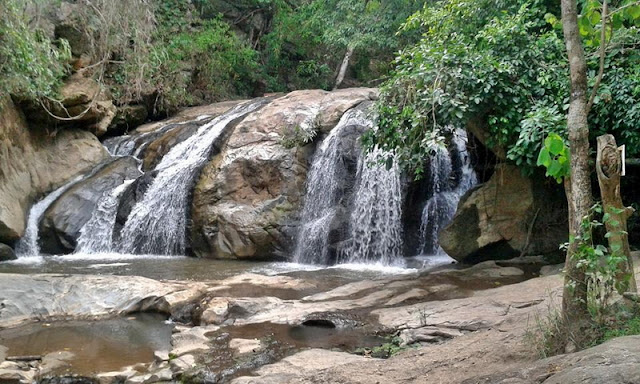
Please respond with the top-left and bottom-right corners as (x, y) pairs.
(119, 100), (267, 255)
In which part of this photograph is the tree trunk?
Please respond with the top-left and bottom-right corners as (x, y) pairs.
(333, 45), (354, 90)
(560, 0), (594, 334)
(596, 134), (637, 293)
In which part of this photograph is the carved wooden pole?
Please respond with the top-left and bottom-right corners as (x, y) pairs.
(596, 134), (637, 293)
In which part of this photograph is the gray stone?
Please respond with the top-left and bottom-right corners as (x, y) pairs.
(0, 274), (203, 328)
(0, 96), (107, 244)
(191, 88), (377, 260)
(39, 156), (142, 254)
(153, 350), (170, 363)
(440, 164), (568, 264)
(169, 354), (196, 373)
(0, 243), (16, 261)
(229, 338), (262, 355)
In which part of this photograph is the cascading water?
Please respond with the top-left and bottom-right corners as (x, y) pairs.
(418, 129), (477, 255)
(119, 100), (267, 255)
(103, 136), (137, 157)
(340, 148), (404, 265)
(76, 180), (135, 254)
(15, 176), (83, 257)
(292, 108), (373, 265)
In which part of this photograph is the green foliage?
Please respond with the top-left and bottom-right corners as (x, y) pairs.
(598, 312), (640, 343)
(280, 124), (318, 149)
(536, 133), (571, 183)
(355, 336), (408, 358)
(564, 203), (631, 323)
(0, 0), (70, 100)
(369, 0), (640, 179)
(149, 16), (262, 113)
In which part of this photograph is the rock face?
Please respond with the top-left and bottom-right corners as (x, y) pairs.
(465, 335), (640, 384)
(39, 157), (142, 254)
(0, 96), (108, 244)
(192, 88), (377, 259)
(439, 164), (568, 263)
(20, 73), (118, 137)
(0, 243), (16, 261)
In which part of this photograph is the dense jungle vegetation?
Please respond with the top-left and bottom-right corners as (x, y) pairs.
(0, 0), (422, 116)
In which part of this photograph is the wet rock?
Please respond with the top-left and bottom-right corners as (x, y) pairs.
(39, 351), (75, 376)
(169, 354), (195, 374)
(0, 368), (35, 384)
(0, 274), (201, 328)
(432, 261), (524, 280)
(39, 157), (142, 254)
(0, 243), (16, 261)
(39, 376), (98, 384)
(191, 88), (377, 260)
(440, 164), (568, 264)
(0, 345), (7, 361)
(108, 105), (149, 135)
(141, 122), (201, 171)
(229, 338), (262, 355)
(0, 96), (107, 244)
(170, 326), (218, 357)
(153, 351), (169, 363)
(96, 368), (137, 384)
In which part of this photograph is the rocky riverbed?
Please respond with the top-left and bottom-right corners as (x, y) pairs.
(0, 256), (637, 384)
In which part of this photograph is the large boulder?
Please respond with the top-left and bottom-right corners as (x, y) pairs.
(39, 156), (142, 254)
(0, 243), (16, 261)
(19, 73), (118, 137)
(0, 96), (108, 244)
(191, 88), (377, 259)
(439, 164), (568, 263)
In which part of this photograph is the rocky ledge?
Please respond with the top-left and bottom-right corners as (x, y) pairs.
(0, 258), (637, 384)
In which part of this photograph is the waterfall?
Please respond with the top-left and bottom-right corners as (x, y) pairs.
(292, 108), (372, 265)
(76, 180), (135, 254)
(340, 148), (404, 265)
(15, 176), (83, 257)
(119, 100), (267, 255)
(103, 136), (137, 157)
(418, 129), (477, 255)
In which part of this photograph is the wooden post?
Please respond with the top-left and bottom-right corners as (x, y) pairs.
(596, 134), (637, 293)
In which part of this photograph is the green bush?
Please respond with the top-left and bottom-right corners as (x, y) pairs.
(0, 0), (70, 100)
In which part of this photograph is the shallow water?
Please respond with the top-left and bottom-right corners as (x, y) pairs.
(0, 313), (172, 375)
(0, 253), (443, 282)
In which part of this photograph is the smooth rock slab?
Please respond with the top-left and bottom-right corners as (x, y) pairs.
(229, 338), (262, 355)
(464, 335), (640, 384)
(231, 349), (371, 384)
(0, 274), (202, 328)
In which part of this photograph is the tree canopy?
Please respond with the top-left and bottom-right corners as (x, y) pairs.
(365, 0), (640, 179)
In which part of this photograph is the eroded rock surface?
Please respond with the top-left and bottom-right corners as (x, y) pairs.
(191, 88), (377, 260)
(0, 97), (108, 244)
(39, 157), (143, 254)
(0, 274), (206, 328)
(439, 164), (568, 263)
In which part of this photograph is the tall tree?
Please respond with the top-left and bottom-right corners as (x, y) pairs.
(560, 0), (594, 339)
(302, 0), (421, 89)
